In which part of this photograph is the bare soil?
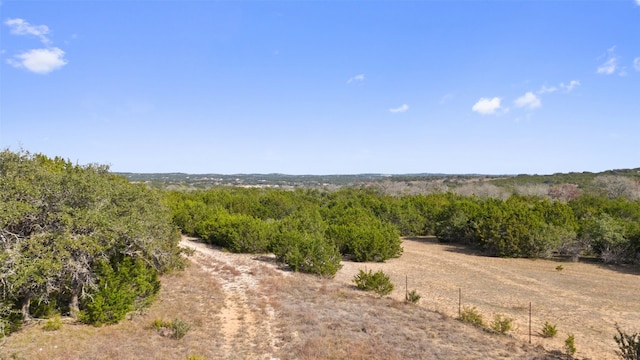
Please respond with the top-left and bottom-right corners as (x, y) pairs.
(2, 236), (637, 359)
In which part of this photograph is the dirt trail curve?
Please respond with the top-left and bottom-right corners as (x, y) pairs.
(179, 236), (283, 360)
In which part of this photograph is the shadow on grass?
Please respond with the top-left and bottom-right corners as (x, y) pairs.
(402, 236), (640, 276)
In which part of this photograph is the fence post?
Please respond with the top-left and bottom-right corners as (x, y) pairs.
(529, 302), (532, 344)
(458, 288), (461, 317)
(405, 275), (408, 301)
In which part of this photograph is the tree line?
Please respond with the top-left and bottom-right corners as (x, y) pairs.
(165, 185), (640, 271)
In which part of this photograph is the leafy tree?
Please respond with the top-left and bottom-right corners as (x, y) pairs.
(0, 149), (183, 331)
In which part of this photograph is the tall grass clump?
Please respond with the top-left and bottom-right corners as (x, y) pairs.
(459, 306), (485, 327)
(541, 321), (558, 338)
(489, 314), (514, 334)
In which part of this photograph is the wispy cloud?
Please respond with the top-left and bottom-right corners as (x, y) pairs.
(347, 74), (365, 84)
(439, 93), (454, 105)
(5, 18), (51, 45)
(514, 92), (541, 110)
(560, 80), (581, 92)
(7, 47), (68, 74)
(4, 18), (67, 74)
(636, 0), (640, 6)
(389, 104), (409, 113)
(538, 85), (557, 94)
(472, 97), (502, 115)
(634, 57), (640, 72)
(597, 46), (619, 75)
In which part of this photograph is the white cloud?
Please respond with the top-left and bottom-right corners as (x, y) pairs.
(389, 104), (409, 113)
(538, 85), (557, 94)
(7, 47), (67, 74)
(597, 47), (619, 75)
(560, 80), (581, 92)
(347, 74), (365, 84)
(636, 0), (640, 6)
(634, 57), (640, 72)
(4, 18), (51, 45)
(472, 97), (502, 115)
(514, 92), (541, 110)
(597, 58), (617, 75)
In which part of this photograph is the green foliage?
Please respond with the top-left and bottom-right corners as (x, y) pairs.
(476, 196), (577, 258)
(458, 306), (485, 327)
(199, 210), (275, 253)
(405, 289), (421, 304)
(0, 149), (183, 333)
(271, 230), (342, 278)
(489, 314), (513, 334)
(564, 334), (576, 356)
(571, 196), (640, 264)
(152, 317), (191, 340)
(324, 201), (403, 262)
(42, 314), (62, 331)
(184, 356), (205, 360)
(541, 321), (558, 338)
(152, 318), (172, 330)
(353, 269), (394, 297)
(170, 318), (192, 339)
(79, 256), (160, 326)
(614, 323), (640, 360)
(435, 195), (482, 244)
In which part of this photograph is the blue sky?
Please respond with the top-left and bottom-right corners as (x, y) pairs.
(1, 1), (639, 175)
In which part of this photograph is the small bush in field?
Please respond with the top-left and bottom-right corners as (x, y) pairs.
(171, 318), (191, 339)
(405, 289), (421, 304)
(490, 314), (514, 334)
(459, 306), (485, 327)
(614, 323), (640, 360)
(152, 317), (191, 340)
(42, 315), (62, 331)
(353, 269), (394, 297)
(541, 321), (558, 338)
(564, 334), (576, 356)
(152, 318), (171, 330)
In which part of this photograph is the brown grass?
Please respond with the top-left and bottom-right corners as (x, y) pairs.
(4, 236), (635, 359)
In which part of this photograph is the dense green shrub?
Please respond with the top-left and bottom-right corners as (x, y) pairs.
(79, 256), (160, 326)
(353, 269), (394, 297)
(435, 196), (482, 244)
(324, 204), (402, 262)
(200, 211), (275, 253)
(271, 230), (342, 278)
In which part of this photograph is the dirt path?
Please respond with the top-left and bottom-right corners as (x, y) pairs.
(180, 236), (282, 360)
(334, 237), (640, 360)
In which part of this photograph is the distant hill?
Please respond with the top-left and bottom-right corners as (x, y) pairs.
(116, 167), (640, 191)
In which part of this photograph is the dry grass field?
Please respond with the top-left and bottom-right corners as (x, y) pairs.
(2, 236), (638, 359)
